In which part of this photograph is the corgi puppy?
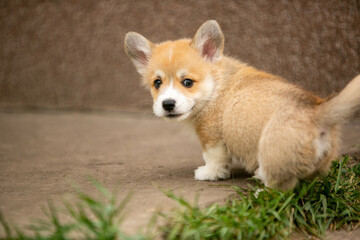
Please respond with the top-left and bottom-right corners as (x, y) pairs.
(124, 20), (360, 190)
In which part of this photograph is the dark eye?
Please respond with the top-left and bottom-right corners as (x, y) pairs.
(181, 79), (194, 88)
(154, 79), (162, 89)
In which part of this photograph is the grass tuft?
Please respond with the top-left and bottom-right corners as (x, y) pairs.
(161, 156), (360, 239)
(0, 180), (147, 240)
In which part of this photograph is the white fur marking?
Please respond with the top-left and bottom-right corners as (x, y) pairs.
(194, 143), (230, 181)
(154, 70), (165, 79)
(169, 78), (174, 87)
(314, 130), (331, 161)
(254, 165), (266, 183)
(153, 79), (195, 121)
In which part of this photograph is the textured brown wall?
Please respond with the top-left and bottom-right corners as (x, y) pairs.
(0, 0), (359, 110)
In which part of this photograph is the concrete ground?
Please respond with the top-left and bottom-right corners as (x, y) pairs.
(0, 110), (359, 239)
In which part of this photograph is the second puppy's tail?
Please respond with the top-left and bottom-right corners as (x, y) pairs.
(319, 75), (360, 126)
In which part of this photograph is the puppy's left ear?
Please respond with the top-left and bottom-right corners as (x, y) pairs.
(191, 20), (224, 63)
(124, 32), (154, 75)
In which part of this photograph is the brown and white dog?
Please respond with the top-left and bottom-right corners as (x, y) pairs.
(124, 20), (360, 190)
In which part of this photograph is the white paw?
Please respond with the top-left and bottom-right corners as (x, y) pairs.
(194, 164), (230, 181)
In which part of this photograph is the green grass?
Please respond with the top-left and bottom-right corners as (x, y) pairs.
(0, 179), (149, 240)
(160, 156), (360, 239)
(1, 156), (359, 240)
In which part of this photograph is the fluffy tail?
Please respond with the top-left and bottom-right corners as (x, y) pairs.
(319, 75), (360, 126)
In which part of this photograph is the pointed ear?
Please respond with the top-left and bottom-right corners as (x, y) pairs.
(124, 32), (154, 74)
(191, 20), (224, 63)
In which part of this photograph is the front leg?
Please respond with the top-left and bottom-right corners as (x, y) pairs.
(194, 142), (231, 181)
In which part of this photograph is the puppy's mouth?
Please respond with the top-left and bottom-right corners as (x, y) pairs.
(166, 113), (183, 118)
(164, 106), (195, 120)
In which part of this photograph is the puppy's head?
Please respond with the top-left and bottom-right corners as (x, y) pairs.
(124, 20), (224, 121)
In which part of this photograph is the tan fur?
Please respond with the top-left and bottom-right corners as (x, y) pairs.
(124, 20), (360, 191)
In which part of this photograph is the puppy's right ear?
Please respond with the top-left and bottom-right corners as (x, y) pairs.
(191, 20), (224, 63)
(124, 32), (154, 74)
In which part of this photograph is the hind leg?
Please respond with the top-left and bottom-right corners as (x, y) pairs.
(257, 117), (319, 191)
(255, 165), (299, 191)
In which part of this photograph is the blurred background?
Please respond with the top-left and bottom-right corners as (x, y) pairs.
(0, 0), (359, 111)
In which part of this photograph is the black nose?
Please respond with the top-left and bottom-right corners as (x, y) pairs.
(162, 99), (176, 112)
